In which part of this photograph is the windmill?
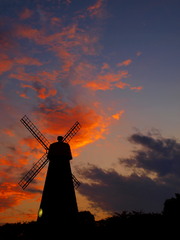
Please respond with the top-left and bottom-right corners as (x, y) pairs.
(18, 115), (81, 225)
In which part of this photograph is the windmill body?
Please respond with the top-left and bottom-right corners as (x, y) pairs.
(38, 137), (78, 224)
(18, 115), (81, 225)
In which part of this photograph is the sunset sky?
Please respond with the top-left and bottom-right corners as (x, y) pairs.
(0, 0), (180, 224)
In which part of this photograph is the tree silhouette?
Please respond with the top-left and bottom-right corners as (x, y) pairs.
(1, 194), (180, 239)
(163, 193), (180, 219)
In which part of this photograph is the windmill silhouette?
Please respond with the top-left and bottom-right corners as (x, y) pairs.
(18, 115), (81, 225)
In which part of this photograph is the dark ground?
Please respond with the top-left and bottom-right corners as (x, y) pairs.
(0, 211), (179, 239)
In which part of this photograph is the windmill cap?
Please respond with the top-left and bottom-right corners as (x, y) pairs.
(57, 136), (63, 141)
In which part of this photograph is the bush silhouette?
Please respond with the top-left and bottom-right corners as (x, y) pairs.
(163, 193), (180, 219)
(1, 194), (180, 239)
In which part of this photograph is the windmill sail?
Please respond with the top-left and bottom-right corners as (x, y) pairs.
(63, 121), (81, 143)
(18, 154), (80, 190)
(20, 115), (50, 151)
(18, 118), (81, 190)
(18, 153), (48, 190)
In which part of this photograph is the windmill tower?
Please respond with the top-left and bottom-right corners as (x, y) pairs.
(18, 115), (81, 225)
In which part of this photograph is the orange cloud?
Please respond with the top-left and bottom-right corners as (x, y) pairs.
(117, 59), (132, 67)
(0, 54), (13, 75)
(19, 8), (33, 20)
(0, 182), (35, 213)
(71, 62), (96, 86)
(10, 69), (58, 99)
(15, 20), (100, 74)
(34, 104), (112, 153)
(79, 34), (99, 56)
(18, 92), (29, 99)
(0, 54), (42, 79)
(51, 17), (62, 26)
(0, 3), (145, 225)
(130, 86), (143, 91)
(71, 61), (142, 92)
(16, 25), (42, 42)
(87, 0), (104, 18)
(0, 147), (30, 169)
(15, 24), (76, 73)
(115, 81), (130, 89)
(101, 63), (110, 70)
(20, 83), (57, 99)
(112, 110), (125, 120)
(15, 57), (42, 66)
(3, 129), (15, 137)
(84, 71), (129, 91)
(20, 137), (44, 150)
(38, 88), (57, 99)
(55, 48), (75, 72)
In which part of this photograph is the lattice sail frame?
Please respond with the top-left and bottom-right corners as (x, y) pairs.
(18, 153), (48, 190)
(18, 115), (81, 190)
(20, 115), (50, 151)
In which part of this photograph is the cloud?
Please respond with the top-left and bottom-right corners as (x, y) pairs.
(87, 0), (105, 18)
(34, 104), (112, 151)
(3, 129), (15, 137)
(65, 0), (72, 5)
(0, 137), (45, 215)
(71, 62), (130, 91)
(84, 71), (130, 91)
(112, 110), (125, 120)
(77, 131), (180, 215)
(19, 8), (33, 20)
(15, 21), (99, 71)
(0, 54), (13, 75)
(0, 182), (35, 213)
(121, 131), (180, 178)
(19, 83), (57, 99)
(71, 62), (142, 92)
(15, 25), (42, 42)
(0, 1), (143, 157)
(15, 57), (42, 66)
(117, 59), (132, 67)
(0, 1), (144, 222)
(0, 136), (45, 185)
(3, 2), (142, 109)
(130, 86), (143, 91)
(10, 69), (59, 99)
(78, 165), (173, 214)
(136, 51), (142, 56)
(1, 153), (28, 183)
